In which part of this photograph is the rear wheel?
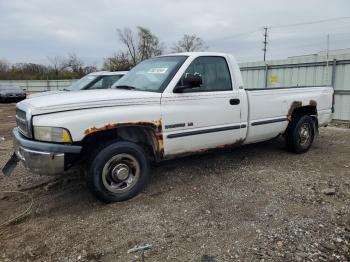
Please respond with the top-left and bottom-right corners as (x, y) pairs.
(87, 141), (150, 202)
(285, 115), (315, 154)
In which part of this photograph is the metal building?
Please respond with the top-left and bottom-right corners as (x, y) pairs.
(0, 79), (74, 92)
(239, 49), (350, 121)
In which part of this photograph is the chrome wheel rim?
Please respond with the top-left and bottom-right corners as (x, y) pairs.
(299, 123), (311, 146)
(101, 153), (140, 193)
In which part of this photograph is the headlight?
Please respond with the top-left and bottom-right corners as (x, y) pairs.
(33, 126), (72, 143)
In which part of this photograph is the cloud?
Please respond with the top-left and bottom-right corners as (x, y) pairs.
(0, 0), (350, 65)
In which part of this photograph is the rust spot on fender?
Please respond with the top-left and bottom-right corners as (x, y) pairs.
(287, 101), (302, 121)
(84, 119), (164, 159)
(309, 99), (317, 107)
(287, 100), (318, 121)
(84, 120), (162, 136)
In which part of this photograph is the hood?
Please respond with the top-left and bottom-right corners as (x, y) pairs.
(21, 89), (161, 115)
(27, 90), (63, 99)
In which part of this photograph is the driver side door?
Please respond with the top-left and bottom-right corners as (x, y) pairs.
(161, 56), (244, 156)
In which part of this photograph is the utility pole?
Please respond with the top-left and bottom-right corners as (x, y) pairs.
(326, 34), (330, 82)
(263, 27), (268, 62)
(326, 34), (330, 62)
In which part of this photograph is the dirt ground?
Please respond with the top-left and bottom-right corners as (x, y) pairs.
(0, 103), (349, 262)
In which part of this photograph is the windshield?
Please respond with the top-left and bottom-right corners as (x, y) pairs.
(65, 74), (97, 91)
(113, 56), (188, 92)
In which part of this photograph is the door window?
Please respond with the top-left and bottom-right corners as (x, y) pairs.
(179, 56), (232, 92)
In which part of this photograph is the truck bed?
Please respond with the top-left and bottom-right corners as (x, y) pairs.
(242, 85), (334, 144)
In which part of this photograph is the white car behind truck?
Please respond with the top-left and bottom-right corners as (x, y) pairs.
(28, 71), (127, 99)
(2, 52), (334, 202)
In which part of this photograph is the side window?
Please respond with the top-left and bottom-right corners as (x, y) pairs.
(179, 56), (232, 92)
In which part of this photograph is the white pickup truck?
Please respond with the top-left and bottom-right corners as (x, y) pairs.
(2, 52), (334, 202)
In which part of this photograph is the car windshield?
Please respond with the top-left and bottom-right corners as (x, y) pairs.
(65, 75), (98, 91)
(113, 56), (188, 92)
(85, 75), (124, 90)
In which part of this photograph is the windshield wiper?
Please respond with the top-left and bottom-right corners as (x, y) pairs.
(114, 85), (136, 90)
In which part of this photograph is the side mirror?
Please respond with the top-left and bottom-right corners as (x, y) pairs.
(173, 73), (202, 93)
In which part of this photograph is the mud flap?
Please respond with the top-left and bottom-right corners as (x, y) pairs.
(2, 153), (19, 176)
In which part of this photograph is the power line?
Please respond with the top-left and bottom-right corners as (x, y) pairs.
(208, 16), (350, 44)
(270, 16), (350, 29)
(207, 16), (350, 61)
(206, 29), (261, 43)
(267, 31), (350, 50)
(262, 17), (350, 61)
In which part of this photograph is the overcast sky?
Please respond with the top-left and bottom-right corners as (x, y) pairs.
(1, 0), (350, 66)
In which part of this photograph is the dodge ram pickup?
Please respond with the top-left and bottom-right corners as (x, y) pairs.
(2, 52), (334, 202)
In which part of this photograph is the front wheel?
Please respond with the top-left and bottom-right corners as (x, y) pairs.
(87, 141), (150, 202)
(285, 115), (315, 154)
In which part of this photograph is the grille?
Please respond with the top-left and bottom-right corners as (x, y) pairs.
(16, 108), (28, 137)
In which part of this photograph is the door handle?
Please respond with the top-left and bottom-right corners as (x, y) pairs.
(229, 98), (240, 105)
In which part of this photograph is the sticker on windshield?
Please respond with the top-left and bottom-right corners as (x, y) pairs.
(148, 68), (168, 74)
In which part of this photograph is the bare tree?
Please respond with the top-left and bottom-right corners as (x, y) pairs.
(47, 55), (67, 79)
(82, 65), (98, 75)
(171, 34), (208, 53)
(117, 28), (138, 65)
(64, 53), (84, 74)
(117, 26), (164, 66)
(137, 26), (164, 61)
(0, 56), (96, 80)
(0, 59), (10, 79)
(7, 63), (48, 80)
(0, 59), (10, 73)
(103, 51), (132, 71)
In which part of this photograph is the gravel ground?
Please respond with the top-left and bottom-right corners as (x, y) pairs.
(0, 103), (349, 262)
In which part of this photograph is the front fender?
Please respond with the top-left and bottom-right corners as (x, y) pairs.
(32, 105), (162, 142)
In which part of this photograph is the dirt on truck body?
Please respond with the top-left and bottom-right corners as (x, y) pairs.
(0, 103), (350, 261)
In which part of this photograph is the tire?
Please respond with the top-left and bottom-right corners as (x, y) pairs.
(285, 115), (315, 154)
(87, 141), (150, 203)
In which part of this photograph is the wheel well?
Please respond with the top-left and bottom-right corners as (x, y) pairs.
(290, 105), (317, 121)
(81, 126), (160, 161)
(286, 105), (319, 133)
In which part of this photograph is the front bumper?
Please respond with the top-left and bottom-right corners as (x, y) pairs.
(2, 128), (82, 176)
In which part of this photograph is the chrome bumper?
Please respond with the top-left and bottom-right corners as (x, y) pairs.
(15, 144), (65, 175)
(2, 128), (82, 176)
